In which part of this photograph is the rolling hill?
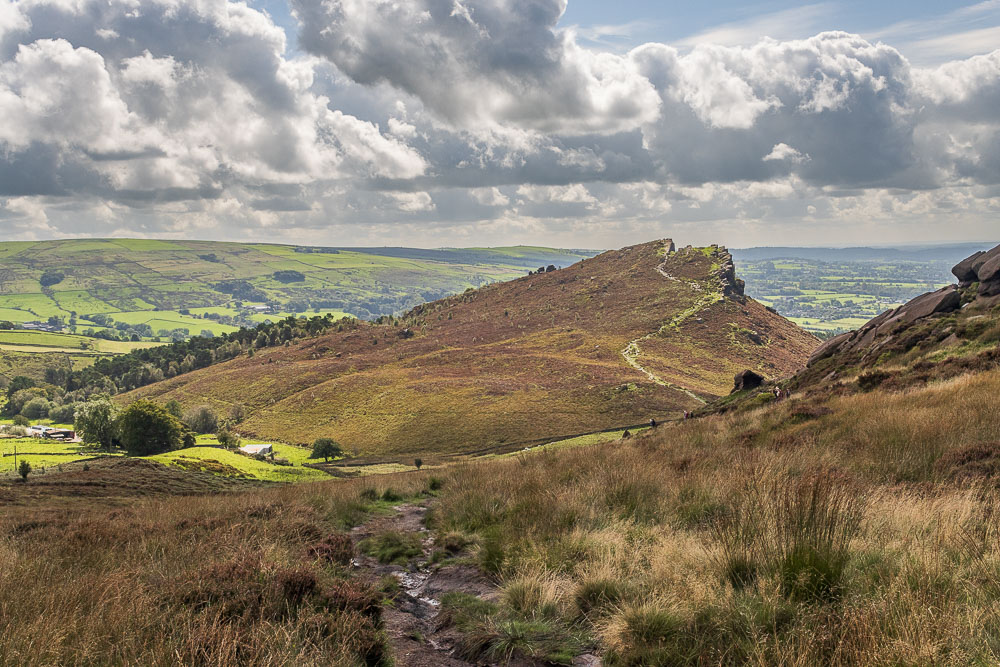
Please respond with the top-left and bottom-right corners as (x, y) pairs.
(128, 240), (818, 455)
(0, 239), (595, 327)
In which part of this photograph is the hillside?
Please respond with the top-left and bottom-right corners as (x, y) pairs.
(129, 240), (817, 455)
(0, 239), (594, 328)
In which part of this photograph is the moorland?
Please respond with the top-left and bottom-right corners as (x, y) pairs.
(3, 240), (1000, 666)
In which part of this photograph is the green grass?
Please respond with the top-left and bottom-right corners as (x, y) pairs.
(0, 438), (119, 473)
(0, 330), (160, 353)
(147, 446), (330, 483)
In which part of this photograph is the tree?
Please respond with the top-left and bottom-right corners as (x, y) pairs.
(116, 400), (183, 456)
(18, 460), (31, 482)
(216, 427), (241, 450)
(164, 399), (183, 419)
(183, 405), (218, 434)
(310, 437), (342, 462)
(414, 458), (423, 470)
(75, 397), (119, 451)
(21, 397), (51, 419)
(228, 404), (246, 424)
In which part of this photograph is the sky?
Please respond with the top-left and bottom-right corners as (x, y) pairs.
(0, 1), (998, 249)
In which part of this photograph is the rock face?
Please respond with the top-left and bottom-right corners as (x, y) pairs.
(717, 249), (747, 302)
(733, 369), (765, 393)
(808, 244), (1000, 367)
(953, 243), (1000, 296)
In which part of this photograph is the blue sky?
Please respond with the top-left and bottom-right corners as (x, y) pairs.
(253, 0), (1000, 64)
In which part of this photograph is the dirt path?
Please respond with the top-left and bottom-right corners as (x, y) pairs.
(352, 503), (602, 667)
(351, 503), (499, 666)
(620, 245), (712, 404)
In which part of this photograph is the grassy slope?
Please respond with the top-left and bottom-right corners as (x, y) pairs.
(128, 241), (817, 455)
(428, 367), (1000, 665)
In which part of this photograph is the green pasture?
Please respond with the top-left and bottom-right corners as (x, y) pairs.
(104, 311), (239, 336)
(147, 446), (329, 483)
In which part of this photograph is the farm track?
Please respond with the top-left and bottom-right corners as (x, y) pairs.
(620, 246), (713, 405)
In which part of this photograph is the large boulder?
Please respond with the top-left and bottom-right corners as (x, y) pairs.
(978, 254), (1000, 284)
(733, 369), (765, 393)
(953, 251), (985, 284)
(952, 243), (1000, 289)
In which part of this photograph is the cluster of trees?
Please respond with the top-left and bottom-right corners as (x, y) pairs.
(2, 376), (80, 423)
(74, 397), (244, 456)
(214, 279), (267, 302)
(50, 314), (355, 395)
(272, 270), (306, 284)
(40, 269), (65, 287)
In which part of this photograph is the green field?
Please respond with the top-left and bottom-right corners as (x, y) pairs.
(0, 239), (594, 328)
(147, 445), (330, 483)
(0, 438), (119, 473)
(737, 256), (954, 336)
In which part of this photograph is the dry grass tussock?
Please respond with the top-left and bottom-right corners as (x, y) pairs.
(435, 369), (1000, 664)
(0, 472), (432, 666)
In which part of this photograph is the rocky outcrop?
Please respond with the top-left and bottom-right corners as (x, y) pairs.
(733, 369), (764, 393)
(953, 243), (1000, 296)
(717, 248), (746, 302)
(806, 285), (961, 366)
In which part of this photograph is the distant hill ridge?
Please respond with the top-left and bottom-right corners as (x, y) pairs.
(128, 240), (817, 455)
(732, 243), (997, 263)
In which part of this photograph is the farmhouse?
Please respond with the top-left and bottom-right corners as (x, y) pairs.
(240, 443), (274, 456)
(22, 321), (60, 332)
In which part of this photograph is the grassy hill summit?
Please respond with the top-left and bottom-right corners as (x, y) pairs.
(128, 240), (817, 454)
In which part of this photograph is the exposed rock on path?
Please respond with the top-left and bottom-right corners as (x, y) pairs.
(351, 503), (555, 666)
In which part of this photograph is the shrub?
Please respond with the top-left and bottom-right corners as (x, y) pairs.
(857, 370), (891, 392)
(380, 488), (403, 502)
(309, 533), (354, 566)
(17, 460), (31, 482)
(12, 414), (29, 427)
(359, 488), (379, 502)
